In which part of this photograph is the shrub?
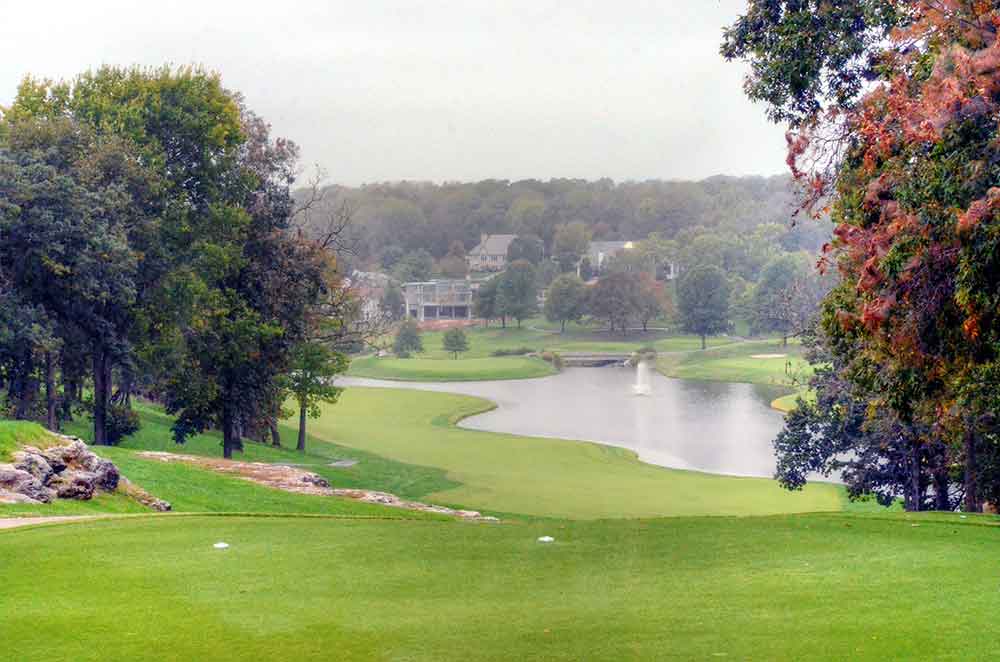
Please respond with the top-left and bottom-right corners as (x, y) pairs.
(540, 351), (564, 370)
(105, 403), (141, 444)
(491, 347), (534, 357)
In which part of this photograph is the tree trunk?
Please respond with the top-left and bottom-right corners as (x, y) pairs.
(964, 429), (981, 513)
(930, 444), (951, 511)
(701, 334), (706, 350)
(269, 417), (281, 447)
(297, 404), (307, 452)
(561, 319), (566, 333)
(222, 405), (238, 459)
(92, 346), (110, 445)
(907, 439), (922, 512)
(782, 334), (788, 347)
(44, 351), (58, 431)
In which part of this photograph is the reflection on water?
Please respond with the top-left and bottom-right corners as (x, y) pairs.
(340, 367), (787, 478)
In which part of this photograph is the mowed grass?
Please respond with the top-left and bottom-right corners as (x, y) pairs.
(352, 321), (736, 381)
(349, 355), (556, 381)
(414, 321), (736, 358)
(4, 513), (999, 661)
(658, 338), (812, 387)
(306, 386), (843, 519)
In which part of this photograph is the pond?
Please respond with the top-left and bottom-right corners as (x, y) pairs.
(341, 366), (788, 478)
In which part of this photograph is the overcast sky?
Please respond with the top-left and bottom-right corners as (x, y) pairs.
(1, 1), (787, 186)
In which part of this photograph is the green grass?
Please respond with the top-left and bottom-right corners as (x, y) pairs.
(349, 355), (556, 381)
(0, 420), (57, 460)
(306, 386), (844, 519)
(0, 403), (449, 520)
(658, 338), (812, 387)
(4, 512), (999, 661)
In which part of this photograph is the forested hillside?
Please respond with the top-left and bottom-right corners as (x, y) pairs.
(299, 175), (831, 270)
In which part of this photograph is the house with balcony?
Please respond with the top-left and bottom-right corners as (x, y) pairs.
(404, 280), (473, 321)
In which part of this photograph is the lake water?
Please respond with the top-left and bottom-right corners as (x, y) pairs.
(341, 366), (787, 478)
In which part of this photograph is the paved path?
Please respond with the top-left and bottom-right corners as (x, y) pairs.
(0, 516), (104, 531)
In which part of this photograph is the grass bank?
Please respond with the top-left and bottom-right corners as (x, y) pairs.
(3, 512), (997, 661)
(657, 337), (811, 388)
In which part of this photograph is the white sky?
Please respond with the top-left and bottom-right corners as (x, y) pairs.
(0, 1), (788, 186)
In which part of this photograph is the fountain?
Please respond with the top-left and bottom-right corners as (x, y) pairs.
(632, 359), (652, 396)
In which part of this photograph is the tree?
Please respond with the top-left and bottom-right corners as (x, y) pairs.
(442, 328), (469, 359)
(588, 272), (638, 335)
(496, 260), (538, 328)
(750, 253), (826, 345)
(544, 274), (587, 332)
(473, 277), (500, 326)
(633, 274), (671, 333)
(726, 1), (1000, 510)
(393, 319), (423, 356)
(380, 282), (405, 321)
(552, 221), (591, 270)
(393, 250), (434, 282)
(676, 265), (730, 349)
(507, 235), (544, 265)
(285, 341), (348, 452)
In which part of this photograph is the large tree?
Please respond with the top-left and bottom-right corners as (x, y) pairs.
(496, 260), (538, 328)
(726, 1), (1000, 510)
(676, 265), (730, 349)
(544, 274), (588, 332)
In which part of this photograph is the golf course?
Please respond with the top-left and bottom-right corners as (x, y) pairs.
(3, 331), (981, 661)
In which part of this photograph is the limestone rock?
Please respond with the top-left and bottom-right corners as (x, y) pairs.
(11, 450), (54, 484)
(0, 465), (55, 503)
(0, 488), (41, 505)
(301, 474), (330, 488)
(118, 477), (172, 512)
(47, 469), (98, 500)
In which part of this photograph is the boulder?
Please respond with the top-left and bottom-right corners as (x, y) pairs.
(47, 470), (98, 500)
(41, 440), (90, 471)
(0, 488), (41, 505)
(11, 450), (54, 484)
(0, 465), (56, 503)
(301, 474), (330, 488)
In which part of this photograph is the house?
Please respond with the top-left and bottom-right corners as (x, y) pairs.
(584, 241), (635, 272)
(467, 234), (517, 272)
(346, 270), (391, 324)
(404, 280), (473, 321)
(581, 241), (676, 279)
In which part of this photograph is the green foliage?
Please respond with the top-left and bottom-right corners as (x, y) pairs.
(676, 265), (731, 348)
(544, 274), (587, 332)
(506, 235), (544, 265)
(393, 319), (423, 355)
(380, 282), (405, 321)
(392, 249), (434, 282)
(496, 260), (538, 327)
(441, 328), (469, 359)
(721, 0), (902, 126)
(103, 403), (141, 445)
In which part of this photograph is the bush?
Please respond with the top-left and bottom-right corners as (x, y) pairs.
(636, 346), (658, 361)
(396, 350), (411, 359)
(540, 351), (564, 370)
(105, 403), (141, 445)
(491, 347), (534, 357)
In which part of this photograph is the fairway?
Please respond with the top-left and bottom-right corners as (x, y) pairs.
(3, 513), (996, 661)
(305, 386), (842, 518)
(348, 355), (556, 381)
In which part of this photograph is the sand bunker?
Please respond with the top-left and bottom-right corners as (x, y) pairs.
(750, 353), (787, 359)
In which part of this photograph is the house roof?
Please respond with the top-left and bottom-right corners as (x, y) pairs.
(470, 234), (517, 256)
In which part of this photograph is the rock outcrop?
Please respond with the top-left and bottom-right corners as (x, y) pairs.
(2, 435), (167, 511)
